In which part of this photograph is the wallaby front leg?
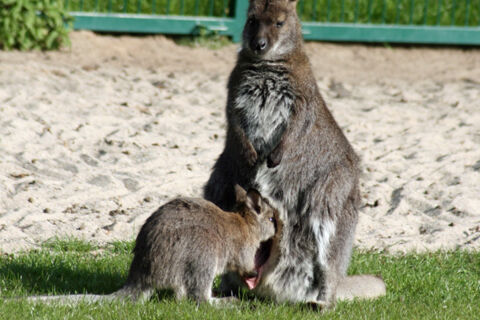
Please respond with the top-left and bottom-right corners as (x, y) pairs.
(231, 123), (258, 167)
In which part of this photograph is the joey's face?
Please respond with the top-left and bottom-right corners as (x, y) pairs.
(256, 199), (277, 242)
(243, 0), (301, 60)
(233, 185), (277, 241)
(243, 194), (278, 290)
(233, 185), (279, 290)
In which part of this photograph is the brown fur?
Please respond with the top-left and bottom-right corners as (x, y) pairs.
(119, 185), (277, 304)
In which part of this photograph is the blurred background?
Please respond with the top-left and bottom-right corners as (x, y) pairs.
(1, 0), (480, 50)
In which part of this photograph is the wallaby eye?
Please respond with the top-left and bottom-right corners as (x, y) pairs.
(248, 17), (256, 25)
(269, 217), (275, 223)
(276, 21), (285, 28)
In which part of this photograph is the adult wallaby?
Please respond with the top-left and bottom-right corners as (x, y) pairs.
(17, 185), (278, 305)
(204, 0), (385, 308)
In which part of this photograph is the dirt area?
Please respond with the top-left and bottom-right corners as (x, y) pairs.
(1, 31), (479, 253)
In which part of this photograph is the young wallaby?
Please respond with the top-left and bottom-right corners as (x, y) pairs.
(204, 0), (385, 308)
(18, 185), (278, 305)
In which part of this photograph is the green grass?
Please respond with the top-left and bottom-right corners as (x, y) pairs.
(65, 0), (233, 17)
(298, 0), (480, 26)
(66, 0), (480, 26)
(1, 239), (479, 319)
(173, 26), (232, 49)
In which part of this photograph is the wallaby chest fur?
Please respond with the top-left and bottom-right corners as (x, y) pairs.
(204, 0), (368, 307)
(230, 61), (294, 161)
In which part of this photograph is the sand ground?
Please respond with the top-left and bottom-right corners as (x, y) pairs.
(1, 31), (479, 253)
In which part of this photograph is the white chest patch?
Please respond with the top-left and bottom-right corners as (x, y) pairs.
(233, 63), (294, 155)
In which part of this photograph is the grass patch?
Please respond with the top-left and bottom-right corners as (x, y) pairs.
(172, 27), (233, 49)
(297, 0), (480, 26)
(1, 239), (479, 319)
(67, 0), (480, 26)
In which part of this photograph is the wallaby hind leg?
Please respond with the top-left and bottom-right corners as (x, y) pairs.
(323, 268), (340, 307)
(180, 259), (217, 305)
(187, 285), (213, 305)
(173, 285), (187, 300)
(322, 199), (359, 306)
(113, 285), (154, 303)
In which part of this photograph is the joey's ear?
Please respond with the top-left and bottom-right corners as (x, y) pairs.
(246, 189), (262, 214)
(234, 184), (247, 204)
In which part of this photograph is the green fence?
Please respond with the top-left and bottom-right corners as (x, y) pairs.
(68, 0), (480, 44)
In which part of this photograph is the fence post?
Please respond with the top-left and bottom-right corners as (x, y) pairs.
(232, 0), (248, 42)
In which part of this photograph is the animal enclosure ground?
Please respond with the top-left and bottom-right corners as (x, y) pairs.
(0, 31), (479, 253)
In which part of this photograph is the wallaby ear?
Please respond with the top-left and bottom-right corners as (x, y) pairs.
(234, 184), (247, 204)
(246, 189), (263, 214)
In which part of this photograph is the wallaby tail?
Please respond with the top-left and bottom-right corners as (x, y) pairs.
(12, 285), (153, 305)
(19, 293), (117, 305)
(336, 275), (386, 301)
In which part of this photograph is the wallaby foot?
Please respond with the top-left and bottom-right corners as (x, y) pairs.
(208, 296), (240, 308)
(303, 300), (328, 312)
(113, 285), (154, 303)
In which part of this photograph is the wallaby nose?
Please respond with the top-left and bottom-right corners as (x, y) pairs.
(256, 38), (267, 52)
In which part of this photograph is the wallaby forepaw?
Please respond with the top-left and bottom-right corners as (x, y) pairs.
(267, 148), (282, 168)
(244, 146), (258, 167)
(304, 300), (327, 312)
(267, 155), (280, 168)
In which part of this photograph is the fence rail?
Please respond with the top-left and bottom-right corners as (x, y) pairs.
(67, 0), (480, 45)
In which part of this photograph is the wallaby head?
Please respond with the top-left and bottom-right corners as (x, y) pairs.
(243, 0), (302, 60)
(232, 184), (279, 290)
(233, 184), (277, 242)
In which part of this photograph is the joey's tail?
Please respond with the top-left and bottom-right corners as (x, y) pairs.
(15, 294), (118, 305)
(10, 286), (153, 305)
(336, 275), (386, 301)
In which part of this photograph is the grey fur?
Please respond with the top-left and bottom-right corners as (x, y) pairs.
(204, 0), (383, 307)
(19, 186), (278, 305)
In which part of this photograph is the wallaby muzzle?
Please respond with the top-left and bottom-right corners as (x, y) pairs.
(249, 24), (270, 55)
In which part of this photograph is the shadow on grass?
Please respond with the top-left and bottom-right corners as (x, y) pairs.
(0, 257), (125, 296)
(1, 255), (179, 303)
